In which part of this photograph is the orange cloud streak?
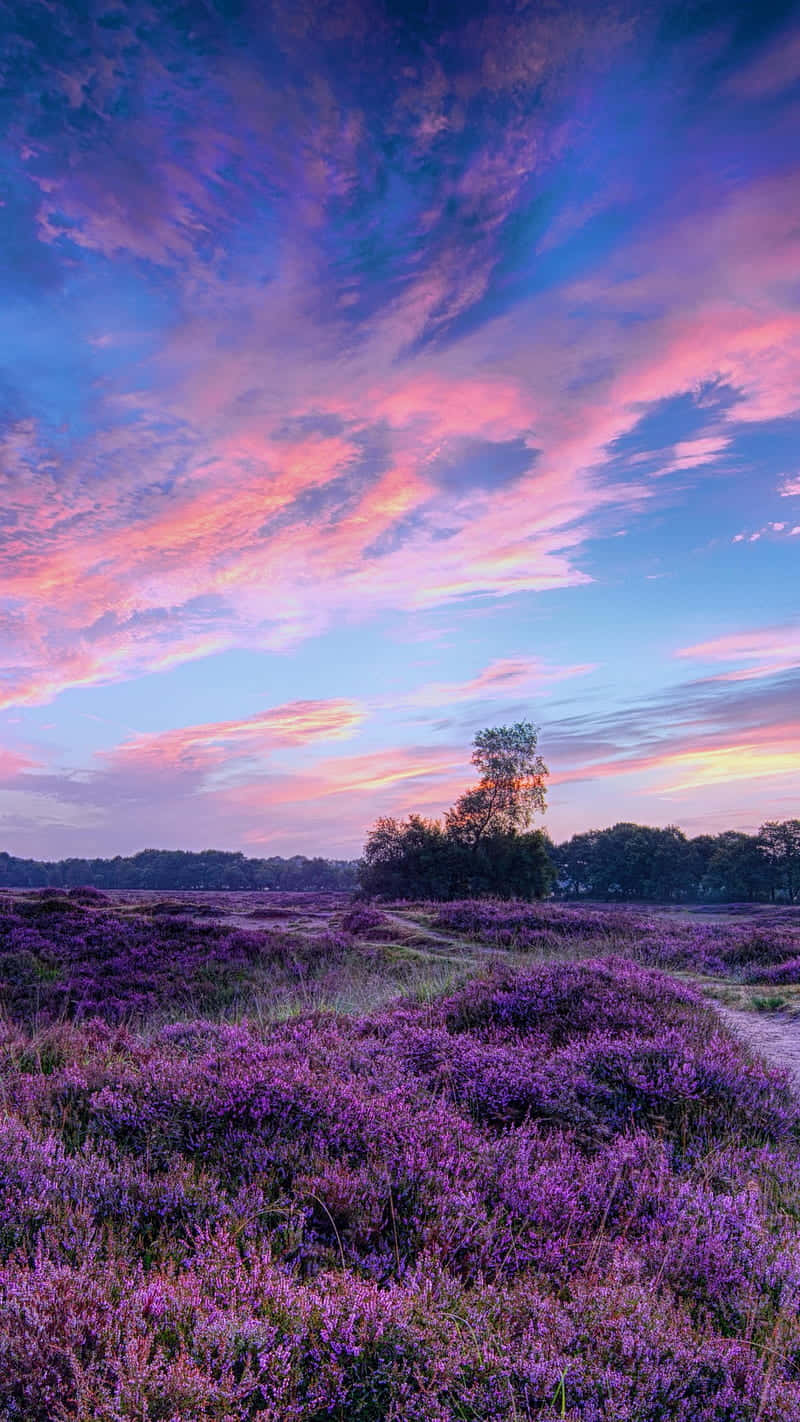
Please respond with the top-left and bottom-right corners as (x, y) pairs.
(652, 733), (800, 792)
(108, 699), (365, 772)
(549, 721), (800, 793)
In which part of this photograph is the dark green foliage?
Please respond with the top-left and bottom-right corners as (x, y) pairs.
(358, 818), (553, 901)
(552, 819), (800, 903)
(359, 723), (552, 901)
(0, 848), (358, 892)
(700, 832), (770, 902)
(552, 823), (695, 901)
(758, 820), (800, 903)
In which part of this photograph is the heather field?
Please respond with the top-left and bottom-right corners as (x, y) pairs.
(2, 892), (800, 1419)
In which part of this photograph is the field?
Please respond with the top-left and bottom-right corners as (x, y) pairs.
(2, 889), (800, 1419)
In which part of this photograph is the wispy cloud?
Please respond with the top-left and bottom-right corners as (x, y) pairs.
(382, 656), (596, 711)
(0, 749), (36, 782)
(105, 700), (365, 776)
(676, 626), (800, 680)
(651, 734), (800, 792)
(723, 23), (800, 99)
(730, 522), (799, 545)
(0, 6), (797, 714)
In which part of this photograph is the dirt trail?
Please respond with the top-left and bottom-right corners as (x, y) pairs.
(383, 911), (473, 951)
(713, 1004), (800, 1092)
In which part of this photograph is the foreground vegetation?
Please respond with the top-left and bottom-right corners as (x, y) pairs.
(1, 890), (800, 1418)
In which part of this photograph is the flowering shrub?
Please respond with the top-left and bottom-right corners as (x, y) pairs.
(0, 898), (364, 1023)
(431, 898), (800, 979)
(0, 932), (799, 1417)
(743, 955), (800, 985)
(340, 904), (393, 937)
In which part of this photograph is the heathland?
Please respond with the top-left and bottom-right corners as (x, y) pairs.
(1, 887), (800, 1419)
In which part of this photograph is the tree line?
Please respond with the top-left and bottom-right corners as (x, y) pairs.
(1, 721), (796, 904)
(0, 848), (358, 892)
(551, 820), (800, 903)
(358, 723), (799, 903)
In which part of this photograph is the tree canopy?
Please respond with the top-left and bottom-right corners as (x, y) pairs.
(359, 722), (552, 900)
(445, 721), (548, 849)
(552, 820), (800, 903)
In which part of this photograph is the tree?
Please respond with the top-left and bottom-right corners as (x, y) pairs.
(359, 815), (456, 900)
(358, 722), (552, 901)
(469, 828), (554, 900)
(686, 835), (717, 895)
(552, 823), (791, 903)
(758, 820), (800, 903)
(700, 832), (769, 902)
(445, 721), (548, 849)
(0, 848), (359, 891)
(554, 823), (704, 901)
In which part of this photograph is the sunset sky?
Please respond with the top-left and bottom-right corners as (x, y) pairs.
(1, 0), (798, 860)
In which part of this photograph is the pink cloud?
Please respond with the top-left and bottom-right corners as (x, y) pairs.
(3, 124), (800, 712)
(106, 700), (365, 775)
(676, 625), (800, 679)
(0, 749), (35, 780)
(658, 435), (730, 475)
(393, 656), (595, 709)
(214, 743), (469, 853)
(724, 26), (800, 99)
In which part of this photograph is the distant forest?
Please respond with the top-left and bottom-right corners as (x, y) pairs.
(0, 819), (797, 902)
(0, 848), (358, 892)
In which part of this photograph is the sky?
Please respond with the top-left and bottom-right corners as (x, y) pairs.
(0, 0), (798, 861)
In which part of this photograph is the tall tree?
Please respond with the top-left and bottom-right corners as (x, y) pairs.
(358, 722), (551, 901)
(445, 721), (548, 849)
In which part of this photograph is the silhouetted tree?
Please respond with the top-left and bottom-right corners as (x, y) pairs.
(359, 723), (552, 900)
(445, 722), (547, 848)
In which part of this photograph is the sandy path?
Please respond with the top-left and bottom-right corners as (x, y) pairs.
(713, 1004), (800, 1091)
(383, 911), (473, 951)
